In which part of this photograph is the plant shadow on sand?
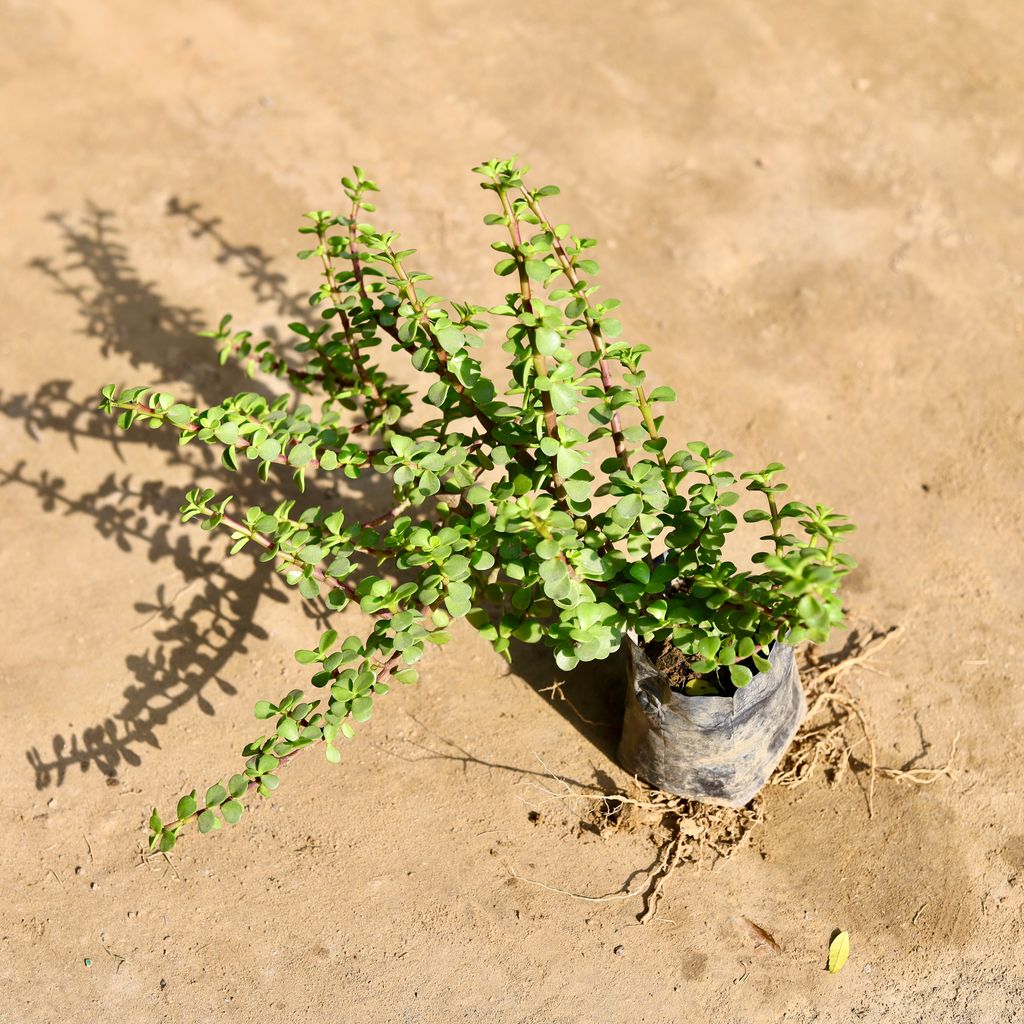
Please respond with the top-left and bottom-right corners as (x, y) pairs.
(6, 201), (392, 789)
(507, 637), (628, 763)
(6, 198), (638, 795)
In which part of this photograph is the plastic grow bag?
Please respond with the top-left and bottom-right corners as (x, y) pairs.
(617, 636), (806, 806)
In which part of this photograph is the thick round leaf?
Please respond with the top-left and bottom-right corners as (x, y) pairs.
(205, 783), (227, 807)
(175, 794), (197, 821)
(221, 799), (244, 825)
(288, 443), (314, 468)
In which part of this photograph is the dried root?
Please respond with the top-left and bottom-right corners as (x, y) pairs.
(776, 622), (959, 818)
(518, 770), (765, 922)
(516, 621), (959, 924)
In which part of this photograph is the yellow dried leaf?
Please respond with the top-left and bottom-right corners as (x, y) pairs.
(828, 930), (850, 973)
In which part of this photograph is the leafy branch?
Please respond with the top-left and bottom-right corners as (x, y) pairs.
(98, 158), (854, 851)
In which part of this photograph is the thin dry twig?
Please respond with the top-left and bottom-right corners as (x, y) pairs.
(539, 679), (615, 729)
(808, 624), (904, 685)
(638, 819), (685, 924)
(821, 692), (878, 819)
(507, 863), (650, 905)
(100, 937), (127, 973)
(876, 733), (959, 784)
(779, 622), (957, 818)
(516, 762), (765, 922)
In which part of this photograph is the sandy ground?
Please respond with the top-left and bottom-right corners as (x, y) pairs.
(2, 2), (1023, 1021)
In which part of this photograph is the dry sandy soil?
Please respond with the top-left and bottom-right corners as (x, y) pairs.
(2, 2), (1023, 1021)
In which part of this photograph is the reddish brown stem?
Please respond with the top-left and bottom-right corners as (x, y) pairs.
(520, 191), (632, 473)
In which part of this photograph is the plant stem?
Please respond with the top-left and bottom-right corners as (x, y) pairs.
(497, 188), (569, 504)
(160, 649), (404, 834)
(767, 493), (782, 555)
(219, 512), (363, 606)
(347, 197), (369, 301)
(110, 399), (387, 473)
(520, 191), (632, 474)
(316, 224), (385, 408)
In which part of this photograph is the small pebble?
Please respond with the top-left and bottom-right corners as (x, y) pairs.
(74, 866), (83, 876)
(84, 958), (92, 967)
(90, 882), (98, 891)
(613, 945), (625, 956)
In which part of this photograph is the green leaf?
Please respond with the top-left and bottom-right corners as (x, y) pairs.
(299, 545), (325, 564)
(436, 328), (465, 354)
(828, 931), (850, 974)
(214, 421), (239, 445)
(205, 783), (227, 807)
(255, 513), (278, 533)
(221, 799), (244, 825)
(254, 700), (275, 719)
(647, 386), (676, 403)
(729, 664), (753, 687)
(798, 594), (828, 630)
(277, 717), (300, 741)
(556, 447), (585, 478)
(288, 443), (314, 468)
(524, 259), (549, 281)
(535, 328), (561, 355)
(159, 829), (177, 853)
(613, 494), (642, 524)
(198, 809), (218, 834)
(350, 696), (374, 722)
(549, 383), (576, 415)
(258, 438), (282, 461)
(228, 774), (248, 799)
(696, 635), (720, 659)
(176, 793), (197, 821)
(426, 380), (450, 407)
(166, 404), (193, 427)
(325, 744), (341, 764)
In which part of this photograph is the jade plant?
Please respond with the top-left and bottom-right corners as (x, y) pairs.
(99, 159), (854, 852)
